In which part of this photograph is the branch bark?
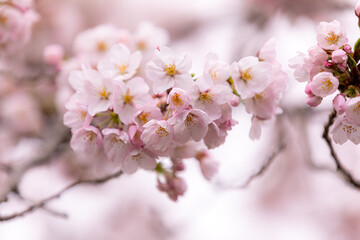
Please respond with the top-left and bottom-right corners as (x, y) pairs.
(0, 168), (124, 221)
(322, 110), (360, 188)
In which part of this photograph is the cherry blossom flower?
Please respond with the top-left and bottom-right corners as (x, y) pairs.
(145, 46), (193, 94)
(157, 174), (187, 201)
(332, 49), (347, 72)
(333, 94), (346, 115)
(97, 43), (142, 81)
(202, 53), (231, 85)
(122, 149), (157, 174)
(63, 101), (92, 131)
(345, 96), (360, 125)
(81, 66), (114, 116)
(332, 116), (360, 145)
(140, 120), (174, 152)
(170, 109), (210, 144)
(195, 151), (219, 180)
(316, 20), (348, 50)
(113, 77), (152, 124)
(190, 78), (233, 121)
(309, 72), (339, 98)
(166, 88), (190, 113)
(231, 56), (271, 99)
(102, 128), (132, 163)
(134, 105), (163, 129)
(288, 52), (310, 82)
(70, 126), (103, 156)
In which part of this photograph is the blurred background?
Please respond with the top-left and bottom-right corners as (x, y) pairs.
(1, 0), (360, 239)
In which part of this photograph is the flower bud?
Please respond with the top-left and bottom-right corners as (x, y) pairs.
(333, 94), (346, 115)
(44, 44), (64, 68)
(306, 95), (322, 107)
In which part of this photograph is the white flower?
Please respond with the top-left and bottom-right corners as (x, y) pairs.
(145, 46), (193, 94)
(97, 43), (142, 81)
(309, 72), (338, 98)
(316, 20), (348, 50)
(332, 116), (360, 145)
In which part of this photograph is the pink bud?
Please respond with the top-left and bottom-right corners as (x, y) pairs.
(323, 61), (333, 68)
(306, 95), (322, 107)
(230, 96), (240, 107)
(305, 82), (313, 96)
(332, 49), (347, 64)
(343, 44), (352, 54)
(43, 44), (64, 68)
(333, 94), (346, 115)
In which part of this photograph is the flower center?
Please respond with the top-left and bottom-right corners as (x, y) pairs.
(343, 125), (357, 134)
(210, 71), (219, 81)
(97, 41), (107, 52)
(185, 113), (196, 128)
(156, 126), (169, 138)
(98, 88), (111, 99)
(138, 112), (150, 124)
(132, 153), (141, 161)
(80, 111), (87, 121)
(199, 90), (214, 104)
(171, 93), (183, 106)
(83, 132), (96, 142)
(137, 41), (147, 50)
(325, 32), (339, 45)
(164, 64), (177, 76)
(353, 103), (360, 114)
(240, 68), (253, 82)
(254, 92), (265, 100)
(123, 90), (134, 105)
(117, 64), (127, 74)
(321, 78), (333, 91)
(0, 15), (7, 26)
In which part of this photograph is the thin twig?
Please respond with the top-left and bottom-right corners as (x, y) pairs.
(0, 169), (124, 221)
(239, 142), (286, 188)
(322, 110), (360, 188)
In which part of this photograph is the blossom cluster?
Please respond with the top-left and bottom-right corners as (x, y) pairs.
(56, 23), (287, 200)
(290, 5), (360, 145)
(0, 0), (38, 53)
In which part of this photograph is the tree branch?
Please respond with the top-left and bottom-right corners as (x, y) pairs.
(0, 168), (124, 221)
(322, 110), (360, 188)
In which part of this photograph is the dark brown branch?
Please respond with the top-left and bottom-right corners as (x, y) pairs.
(322, 110), (360, 188)
(239, 142), (286, 188)
(0, 168), (124, 221)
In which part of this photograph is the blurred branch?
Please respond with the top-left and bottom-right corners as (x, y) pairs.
(0, 168), (124, 221)
(322, 110), (360, 188)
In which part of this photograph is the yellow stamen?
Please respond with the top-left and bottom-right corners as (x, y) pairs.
(343, 125), (357, 134)
(185, 113), (196, 128)
(80, 111), (87, 121)
(117, 64), (127, 74)
(155, 126), (168, 137)
(97, 41), (107, 52)
(164, 64), (177, 76)
(123, 90), (134, 105)
(240, 68), (253, 82)
(353, 103), (360, 114)
(321, 78), (333, 91)
(83, 132), (96, 142)
(138, 112), (150, 124)
(210, 71), (219, 81)
(98, 88), (110, 99)
(199, 90), (214, 104)
(171, 93), (183, 106)
(0, 15), (7, 26)
(137, 41), (147, 50)
(325, 32), (339, 45)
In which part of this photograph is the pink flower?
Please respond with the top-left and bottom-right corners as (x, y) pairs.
(306, 95), (323, 107)
(134, 105), (163, 129)
(122, 149), (157, 174)
(70, 126), (103, 156)
(316, 20), (348, 50)
(102, 128), (132, 163)
(140, 120), (174, 152)
(190, 78), (233, 121)
(133, 21), (169, 58)
(333, 94), (346, 115)
(167, 88), (190, 113)
(195, 151), (219, 180)
(331, 116), (360, 145)
(145, 46), (193, 94)
(157, 175), (187, 201)
(80, 66), (114, 116)
(63, 101), (92, 131)
(309, 72), (339, 98)
(345, 96), (360, 125)
(97, 43), (142, 81)
(170, 109), (210, 144)
(244, 71), (287, 120)
(73, 24), (131, 66)
(332, 49), (348, 72)
(231, 56), (272, 99)
(113, 77), (152, 124)
(202, 53), (231, 85)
